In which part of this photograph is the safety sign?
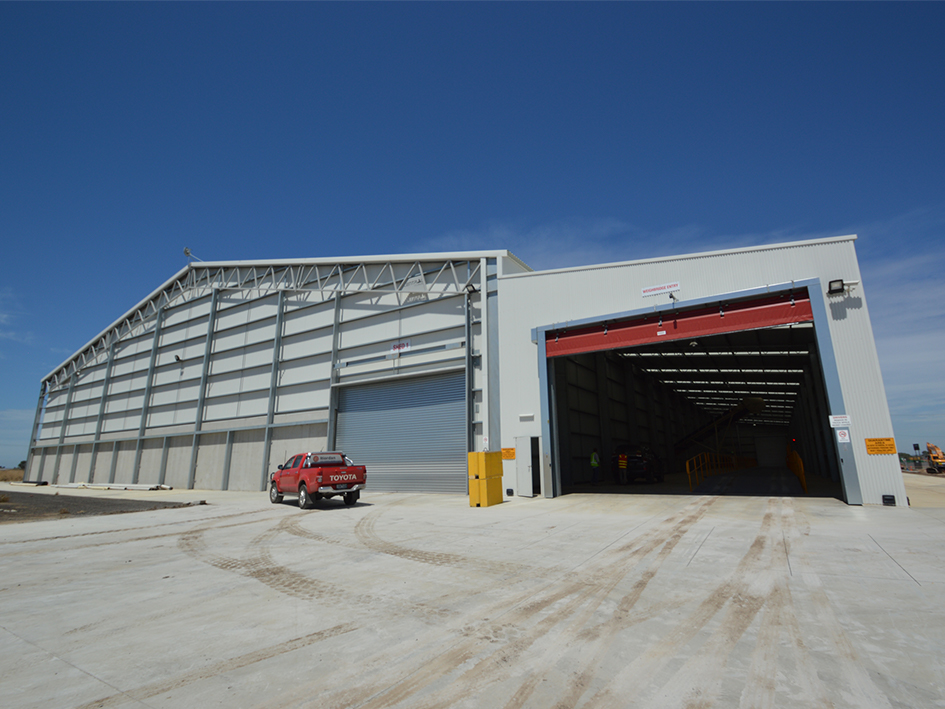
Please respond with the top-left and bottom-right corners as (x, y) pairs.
(836, 429), (851, 443)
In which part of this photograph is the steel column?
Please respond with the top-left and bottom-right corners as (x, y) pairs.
(464, 291), (473, 453)
(478, 257), (490, 449)
(133, 308), (165, 484)
(594, 353), (614, 469)
(108, 440), (120, 484)
(52, 374), (77, 484)
(222, 430), (234, 491)
(158, 436), (169, 486)
(326, 291), (341, 451)
(88, 336), (118, 482)
(260, 289), (286, 490)
(188, 288), (219, 489)
(68, 444), (80, 483)
(24, 382), (47, 482)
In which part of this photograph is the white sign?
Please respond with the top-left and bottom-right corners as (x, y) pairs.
(829, 415), (852, 428)
(642, 281), (681, 298)
(836, 429), (851, 444)
(391, 340), (411, 355)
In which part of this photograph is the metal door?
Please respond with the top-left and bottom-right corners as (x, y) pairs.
(336, 371), (467, 493)
(515, 436), (534, 497)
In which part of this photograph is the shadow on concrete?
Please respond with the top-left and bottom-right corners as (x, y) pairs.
(565, 466), (844, 500)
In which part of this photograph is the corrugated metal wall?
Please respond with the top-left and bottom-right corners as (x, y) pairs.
(29, 254), (520, 492)
(336, 371), (467, 493)
(498, 236), (906, 505)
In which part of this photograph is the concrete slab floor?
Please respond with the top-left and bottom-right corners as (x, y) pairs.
(1, 478), (943, 709)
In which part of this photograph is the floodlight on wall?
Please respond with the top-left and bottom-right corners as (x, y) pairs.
(464, 283), (478, 294)
(827, 279), (845, 295)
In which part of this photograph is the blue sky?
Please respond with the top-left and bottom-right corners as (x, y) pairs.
(1, 3), (943, 467)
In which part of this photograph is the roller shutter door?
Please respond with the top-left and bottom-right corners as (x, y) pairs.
(336, 371), (467, 493)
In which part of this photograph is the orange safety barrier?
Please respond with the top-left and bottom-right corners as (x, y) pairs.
(684, 452), (757, 491)
(786, 446), (808, 493)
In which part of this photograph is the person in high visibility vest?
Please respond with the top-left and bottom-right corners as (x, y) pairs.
(590, 448), (600, 484)
(617, 452), (628, 485)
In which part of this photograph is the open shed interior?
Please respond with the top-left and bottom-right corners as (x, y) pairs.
(549, 322), (844, 499)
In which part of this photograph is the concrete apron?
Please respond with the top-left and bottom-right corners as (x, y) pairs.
(1, 477), (944, 709)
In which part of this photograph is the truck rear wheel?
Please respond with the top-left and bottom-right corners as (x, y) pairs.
(343, 491), (359, 506)
(269, 483), (283, 504)
(298, 484), (313, 509)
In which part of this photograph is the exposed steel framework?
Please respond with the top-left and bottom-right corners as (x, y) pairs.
(545, 291), (813, 358)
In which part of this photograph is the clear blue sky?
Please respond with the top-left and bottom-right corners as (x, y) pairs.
(1, 3), (943, 467)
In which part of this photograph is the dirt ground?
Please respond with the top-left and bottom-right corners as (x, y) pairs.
(0, 489), (198, 523)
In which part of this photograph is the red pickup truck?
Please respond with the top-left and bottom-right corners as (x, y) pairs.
(269, 452), (366, 509)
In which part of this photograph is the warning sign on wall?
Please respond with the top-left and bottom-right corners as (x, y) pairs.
(501, 448), (516, 460)
(865, 438), (897, 455)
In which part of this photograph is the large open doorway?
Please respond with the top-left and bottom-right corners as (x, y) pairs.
(543, 288), (845, 500)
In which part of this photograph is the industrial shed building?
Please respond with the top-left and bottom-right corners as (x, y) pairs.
(27, 235), (907, 505)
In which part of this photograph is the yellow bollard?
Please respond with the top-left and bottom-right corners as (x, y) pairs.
(468, 452), (503, 507)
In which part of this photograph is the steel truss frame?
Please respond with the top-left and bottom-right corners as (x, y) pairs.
(29, 256), (496, 490)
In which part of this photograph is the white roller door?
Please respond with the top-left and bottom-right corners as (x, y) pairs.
(336, 371), (467, 493)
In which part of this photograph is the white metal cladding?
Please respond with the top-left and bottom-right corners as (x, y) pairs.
(336, 372), (468, 494)
(497, 235), (906, 505)
(28, 252), (522, 491)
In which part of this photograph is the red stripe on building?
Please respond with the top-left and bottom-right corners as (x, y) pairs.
(545, 292), (813, 358)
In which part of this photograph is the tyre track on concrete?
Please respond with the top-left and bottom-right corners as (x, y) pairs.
(739, 498), (832, 709)
(644, 501), (784, 709)
(534, 497), (720, 709)
(413, 497), (718, 709)
(581, 500), (781, 708)
(354, 508), (528, 578)
(320, 497), (716, 709)
(178, 517), (454, 621)
(74, 623), (357, 709)
(0, 508), (282, 555)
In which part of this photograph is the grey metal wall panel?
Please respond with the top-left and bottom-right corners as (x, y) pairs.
(91, 445), (114, 484)
(37, 254), (501, 493)
(193, 432), (226, 490)
(276, 380), (330, 414)
(336, 372), (467, 494)
(138, 439), (163, 485)
(55, 448), (75, 484)
(278, 354), (332, 388)
(163, 436), (193, 489)
(147, 401), (198, 428)
(228, 429), (266, 490)
(26, 450), (42, 480)
(74, 445), (93, 483)
(268, 423), (328, 472)
(113, 441), (137, 484)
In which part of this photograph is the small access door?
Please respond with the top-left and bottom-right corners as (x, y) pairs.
(516, 436), (541, 497)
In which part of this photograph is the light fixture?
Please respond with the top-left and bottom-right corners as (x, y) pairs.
(174, 355), (182, 363)
(827, 279), (845, 295)
(464, 283), (477, 294)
